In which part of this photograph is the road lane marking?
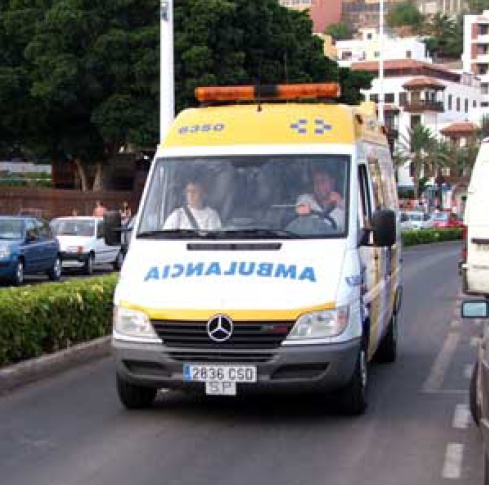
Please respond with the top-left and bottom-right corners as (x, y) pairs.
(464, 364), (473, 379)
(452, 404), (470, 429)
(442, 443), (464, 479)
(422, 332), (460, 392)
(471, 337), (480, 347)
(450, 319), (460, 329)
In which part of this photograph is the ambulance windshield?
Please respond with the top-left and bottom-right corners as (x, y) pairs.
(138, 155), (350, 239)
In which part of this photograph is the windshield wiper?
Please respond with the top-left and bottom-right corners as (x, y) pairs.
(137, 229), (202, 239)
(215, 228), (301, 239)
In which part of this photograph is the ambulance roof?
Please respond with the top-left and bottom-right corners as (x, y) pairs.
(162, 103), (387, 149)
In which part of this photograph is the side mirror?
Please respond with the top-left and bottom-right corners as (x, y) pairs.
(371, 209), (396, 247)
(103, 211), (122, 246)
(461, 300), (489, 318)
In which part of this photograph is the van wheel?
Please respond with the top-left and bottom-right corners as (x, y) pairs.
(337, 345), (368, 415)
(11, 260), (24, 286)
(47, 256), (62, 281)
(113, 251), (124, 271)
(83, 254), (94, 275)
(116, 373), (157, 410)
(470, 363), (481, 426)
(375, 314), (398, 363)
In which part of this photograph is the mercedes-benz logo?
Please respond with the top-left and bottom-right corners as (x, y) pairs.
(206, 314), (234, 342)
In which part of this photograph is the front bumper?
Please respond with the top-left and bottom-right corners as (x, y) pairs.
(60, 251), (89, 267)
(0, 258), (16, 278)
(112, 337), (361, 393)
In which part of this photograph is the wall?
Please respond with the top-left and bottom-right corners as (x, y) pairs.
(0, 188), (140, 219)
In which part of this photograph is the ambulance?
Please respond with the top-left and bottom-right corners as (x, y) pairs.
(106, 83), (402, 414)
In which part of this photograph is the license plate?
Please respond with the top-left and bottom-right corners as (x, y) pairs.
(183, 364), (257, 383)
(205, 382), (237, 396)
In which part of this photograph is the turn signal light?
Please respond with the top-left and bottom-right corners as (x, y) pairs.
(195, 83), (341, 102)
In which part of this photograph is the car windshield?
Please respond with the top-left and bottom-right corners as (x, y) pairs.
(0, 219), (24, 239)
(137, 155), (350, 239)
(432, 212), (448, 221)
(407, 212), (423, 222)
(51, 220), (95, 237)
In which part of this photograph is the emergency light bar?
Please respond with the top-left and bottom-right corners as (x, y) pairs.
(195, 83), (341, 103)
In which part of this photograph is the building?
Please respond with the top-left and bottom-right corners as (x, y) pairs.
(341, 0), (406, 29)
(416, 0), (467, 15)
(279, 0), (342, 33)
(351, 58), (482, 194)
(463, 10), (489, 113)
(335, 27), (430, 65)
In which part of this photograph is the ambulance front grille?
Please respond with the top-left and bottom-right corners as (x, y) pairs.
(167, 351), (274, 363)
(152, 320), (294, 349)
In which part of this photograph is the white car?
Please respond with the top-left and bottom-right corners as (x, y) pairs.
(403, 211), (433, 230)
(50, 216), (123, 274)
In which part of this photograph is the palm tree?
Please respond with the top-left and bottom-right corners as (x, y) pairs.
(397, 124), (436, 200)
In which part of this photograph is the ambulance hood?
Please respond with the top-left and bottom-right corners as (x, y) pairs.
(116, 239), (348, 317)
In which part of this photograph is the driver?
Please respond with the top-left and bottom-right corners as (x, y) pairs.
(295, 167), (345, 231)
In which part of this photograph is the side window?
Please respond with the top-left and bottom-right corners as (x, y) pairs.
(25, 220), (39, 240)
(367, 154), (385, 211)
(97, 221), (105, 239)
(36, 219), (50, 239)
(358, 164), (372, 228)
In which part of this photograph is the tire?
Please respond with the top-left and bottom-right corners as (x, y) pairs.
(113, 251), (124, 271)
(11, 259), (24, 286)
(337, 345), (368, 415)
(116, 373), (157, 410)
(484, 450), (489, 485)
(375, 314), (398, 363)
(470, 363), (481, 426)
(83, 253), (94, 275)
(47, 256), (62, 281)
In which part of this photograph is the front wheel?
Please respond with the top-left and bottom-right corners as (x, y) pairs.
(113, 251), (124, 271)
(83, 254), (94, 275)
(337, 346), (368, 415)
(375, 314), (398, 363)
(470, 363), (481, 426)
(11, 259), (24, 286)
(116, 373), (157, 410)
(47, 256), (62, 281)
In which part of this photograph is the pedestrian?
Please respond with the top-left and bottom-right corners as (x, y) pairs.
(93, 200), (106, 217)
(120, 201), (132, 225)
(71, 208), (79, 216)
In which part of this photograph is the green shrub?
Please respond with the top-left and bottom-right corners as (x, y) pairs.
(0, 274), (118, 367)
(402, 228), (463, 247)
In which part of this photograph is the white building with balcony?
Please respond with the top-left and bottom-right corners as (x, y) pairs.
(463, 10), (489, 113)
(351, 59), (482, 190)
(335, 28), (431, 67)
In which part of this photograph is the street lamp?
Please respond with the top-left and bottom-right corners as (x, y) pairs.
(160, 0), (175, 141)
(378, 0), (385, 125)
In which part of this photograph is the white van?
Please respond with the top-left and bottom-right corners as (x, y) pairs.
(461, 139), (489, 296)
(106, 83), (402, 414)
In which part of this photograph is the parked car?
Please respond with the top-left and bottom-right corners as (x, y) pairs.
(400, 211), (413, 231)
(0, 215), (61, 285)
(50, 216), (123, 275)
(462, 300), (489, 483)
(403, 211), (433, 230)
(431, 211), (464, 229)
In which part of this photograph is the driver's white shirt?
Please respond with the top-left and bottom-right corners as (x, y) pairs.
(296, 194), (345, 231)
(164, 206), (221, 231)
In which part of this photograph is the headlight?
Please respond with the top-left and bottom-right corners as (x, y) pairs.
(113, 306), (158, 338)
(287, 307), (349, 340)
(0, 245), (11, 258)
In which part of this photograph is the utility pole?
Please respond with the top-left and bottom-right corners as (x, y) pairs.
(160, 0), (175, 142)
(378, 0), (385, 125)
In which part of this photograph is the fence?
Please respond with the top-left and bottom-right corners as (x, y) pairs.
(0, 187), (140, 219)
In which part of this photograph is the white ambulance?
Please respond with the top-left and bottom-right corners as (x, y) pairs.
(107, 83), (402, 414)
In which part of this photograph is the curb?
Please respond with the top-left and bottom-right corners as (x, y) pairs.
(0, 335), (111, 394)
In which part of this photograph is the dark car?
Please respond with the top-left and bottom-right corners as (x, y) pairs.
(0, 216), (61, 285)
(462, 300), (489, 482)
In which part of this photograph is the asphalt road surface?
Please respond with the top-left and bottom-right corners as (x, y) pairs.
(0, 241), (484, 485)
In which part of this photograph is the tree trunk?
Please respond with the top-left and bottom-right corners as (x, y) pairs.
(73, 158), (88, 192)
(92, 161), (104, 191)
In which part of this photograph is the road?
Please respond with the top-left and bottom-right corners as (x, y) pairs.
(0, 241), (484, 485)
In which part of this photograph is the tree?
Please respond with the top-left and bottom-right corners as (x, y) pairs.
(387, 1), (424, 33)
(325, 22), (354, 41)
(423, 13), (462, 60)
(467, 0), (489, 13)
(397, 124), (436, 199)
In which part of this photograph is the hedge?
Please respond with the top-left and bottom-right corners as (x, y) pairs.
(0, 274), (118, 367)
(401, 228), (463, 247)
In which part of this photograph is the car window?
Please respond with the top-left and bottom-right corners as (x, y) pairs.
(433, 212), (448, 221)
(36, 219), (52, 239)
(0, 219), (24, 239)
(97, 221), (105, 239)
(423, 213), (430, 221)
(408, 213), (422, 221)
(25, 219), (39, 240)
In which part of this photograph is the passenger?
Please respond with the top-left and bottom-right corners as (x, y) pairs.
(93, 200), (107, 217)
(295, 167), (345, 231)
(164, 180), (221, 231)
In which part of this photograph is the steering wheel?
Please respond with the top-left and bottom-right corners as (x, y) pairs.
(308, 201), (338, 231)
